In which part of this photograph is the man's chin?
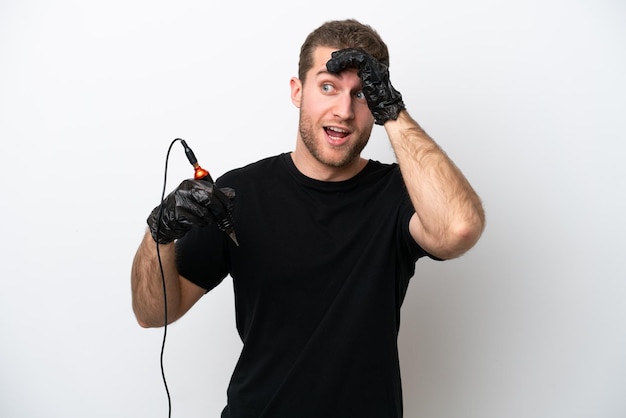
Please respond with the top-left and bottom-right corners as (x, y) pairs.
(315, 151), (359, 169)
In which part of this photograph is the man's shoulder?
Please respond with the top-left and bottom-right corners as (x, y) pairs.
(360, 159), (400, 181)
(217, 153), (288, 184)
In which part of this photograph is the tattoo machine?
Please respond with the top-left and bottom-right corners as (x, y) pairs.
(180, 139), (239, 246)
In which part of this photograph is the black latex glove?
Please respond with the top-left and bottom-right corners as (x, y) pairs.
(326, 48), (405, 125)
(147, 179), (235, 244)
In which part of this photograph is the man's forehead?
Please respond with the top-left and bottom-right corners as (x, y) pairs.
(312, 46), (337, 66)
(311, 47), (360, 76)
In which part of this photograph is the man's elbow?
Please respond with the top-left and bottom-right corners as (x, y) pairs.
(132, 304), (166, 329)
(136, 317), (161, 329)
(435, 216), (485, 260)
(455, 215), (485, 255)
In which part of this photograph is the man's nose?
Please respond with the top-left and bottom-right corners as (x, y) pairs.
(332, 92), (355, 120)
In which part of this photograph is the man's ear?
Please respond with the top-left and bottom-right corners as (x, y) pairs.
(290, 77), (302, 108)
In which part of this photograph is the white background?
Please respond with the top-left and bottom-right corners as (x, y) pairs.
(1, 1), (625, 417)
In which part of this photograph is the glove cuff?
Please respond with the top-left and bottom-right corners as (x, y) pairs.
(373, 99), (406, 125)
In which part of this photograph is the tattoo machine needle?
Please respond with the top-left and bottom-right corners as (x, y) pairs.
(180, 139), (239, 246)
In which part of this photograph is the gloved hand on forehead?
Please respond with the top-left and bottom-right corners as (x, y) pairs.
(147, 179), (235, 244)
(326, 48), (405, 125)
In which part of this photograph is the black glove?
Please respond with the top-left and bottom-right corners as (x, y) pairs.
(326, 48), (405, 125)
(147, 179), (235, 244)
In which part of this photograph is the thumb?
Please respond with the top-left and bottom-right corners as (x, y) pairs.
(219, 187), (236, 200)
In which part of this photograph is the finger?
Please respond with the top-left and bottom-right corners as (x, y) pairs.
(175, 205), (214, 226)
(219, 187), (236, 200)
(327, 48), (367, 72)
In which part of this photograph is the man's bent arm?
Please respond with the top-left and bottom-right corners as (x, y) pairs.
(131, 230), (205, 328)
(386, 111), (485, 259)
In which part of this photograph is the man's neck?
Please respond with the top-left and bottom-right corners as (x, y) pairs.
(290, 148), (368, 182)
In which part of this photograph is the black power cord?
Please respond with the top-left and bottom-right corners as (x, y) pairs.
(153, 138), (236, 417)
(154, 137), (184, 418)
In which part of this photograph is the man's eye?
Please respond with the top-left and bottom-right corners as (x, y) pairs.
(321, 83), (334, 93)
(355, 91), (365, 100)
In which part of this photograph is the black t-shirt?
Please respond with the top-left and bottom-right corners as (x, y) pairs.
(176, 153), (430, 418)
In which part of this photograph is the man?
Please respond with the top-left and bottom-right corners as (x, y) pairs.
(132, 19), (484, 418)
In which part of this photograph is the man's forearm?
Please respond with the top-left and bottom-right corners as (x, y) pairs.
(386, 111), (485, 258)
(131, 230), (182, 328)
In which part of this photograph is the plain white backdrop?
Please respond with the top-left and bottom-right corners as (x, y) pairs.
(1, 0), (625, 417)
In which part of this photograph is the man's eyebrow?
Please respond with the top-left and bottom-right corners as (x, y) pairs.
(315, 69), (339, 78)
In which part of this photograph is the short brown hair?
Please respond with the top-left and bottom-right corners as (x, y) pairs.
(298, 19), (390, 82)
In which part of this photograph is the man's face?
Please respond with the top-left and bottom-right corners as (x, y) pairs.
(291, 46), (374, 170)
